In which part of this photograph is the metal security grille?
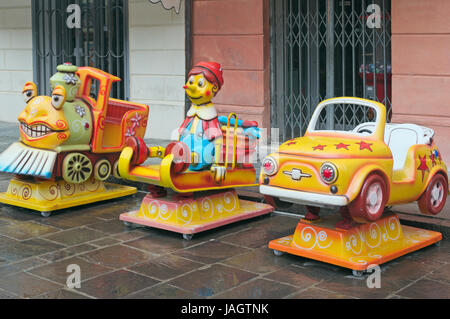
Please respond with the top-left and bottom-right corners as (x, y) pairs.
(271, 0), (391, 141)
(32, 0), (129, 99)
(316, 103), (375, 131)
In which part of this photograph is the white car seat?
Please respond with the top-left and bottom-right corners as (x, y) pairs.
(385, 124), (434, 171)
(353, 122), (434, 171)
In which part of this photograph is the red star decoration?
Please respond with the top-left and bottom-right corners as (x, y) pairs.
(417, 154), (429, 181)
(312, 144), (326, 151)
(429, 151), (437, 167)
(283, 139), (296, 146)
(356, 141), (373, 152)
(335, 143), (350, 150)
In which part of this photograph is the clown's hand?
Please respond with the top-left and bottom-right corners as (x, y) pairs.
(211, 164), (226, 183)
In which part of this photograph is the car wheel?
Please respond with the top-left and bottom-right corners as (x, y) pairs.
(348, 174), (387, 223)
(263, 195), (293, 210)
(418, 173), (448, 216)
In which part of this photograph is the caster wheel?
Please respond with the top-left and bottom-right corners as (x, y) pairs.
(123, 221), (134, 228)
(273, 249), (284, 256)
(41, 211), (51, 217)
(182, 233), (193, 241)
(352, 269), (365, 277)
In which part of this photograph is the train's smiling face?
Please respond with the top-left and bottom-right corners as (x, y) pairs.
(18, 82), (70, 149)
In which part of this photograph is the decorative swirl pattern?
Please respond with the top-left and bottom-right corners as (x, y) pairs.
(318, 231), (327, 242)
(200, 197), (214, 219)
(56, 120), (67, 129)
(293, 227), (333, 251)
(143, 200), (160, 219)
(349, 253), (382, 266)
(277, 237), (292, 245)
(98, 116), (105, 130)
(158, 204), (171, 220)
(85, 178), (101, 192)
(38, 183), (59, 201)
(62, 182), (76, 196)
(222, 192), (237, 212)
(178, 203), (193, 225)
(20, 184), (32, 200)
(70, 119), (89, 142)
(69, 86), (78, 99)
(365, 222), (382, 249)
(384, 216), (401, 241)
(346, 232), (364, 255)
(30, 105), (37, 117)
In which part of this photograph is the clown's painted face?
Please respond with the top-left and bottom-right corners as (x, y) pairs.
(184, 74), (218, 106)
(18, 82), (70, 149)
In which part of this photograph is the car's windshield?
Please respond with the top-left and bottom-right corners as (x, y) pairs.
(308, 102), (379, 137)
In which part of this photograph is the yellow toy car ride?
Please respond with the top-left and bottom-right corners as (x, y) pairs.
(260, 97), (448, 228)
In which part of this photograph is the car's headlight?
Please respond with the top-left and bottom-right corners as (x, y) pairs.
(262, 156), (278, 176)
(320, 162), (338, 184)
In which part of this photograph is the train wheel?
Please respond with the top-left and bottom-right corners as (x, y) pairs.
(94, 159), (112, 181)
(112, 160), (121, 179)
(62, 153), (93, 184)
(418, 173), (448, 216)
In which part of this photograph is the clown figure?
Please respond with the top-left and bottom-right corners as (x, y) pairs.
(178, 62), (226, 182)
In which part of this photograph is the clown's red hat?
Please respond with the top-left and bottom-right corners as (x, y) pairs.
(188, 62), (224, 89)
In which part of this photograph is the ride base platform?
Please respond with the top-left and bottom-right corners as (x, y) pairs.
(269, 212), (442, 272)
(0, 177), (136, 215)
(120, 189), (274, 238)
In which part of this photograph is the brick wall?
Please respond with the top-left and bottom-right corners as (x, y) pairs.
(191, 0), (271, 129)
(391, 0), (450, 163)
(129, 0), (186, 139)
(0, 0), (33, 123)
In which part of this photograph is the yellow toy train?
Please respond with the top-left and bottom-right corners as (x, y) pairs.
(0, 63), (149, 216)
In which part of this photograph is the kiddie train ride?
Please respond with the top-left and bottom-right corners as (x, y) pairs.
(118, 62), (273, 240)
(0, 63), (149, 216)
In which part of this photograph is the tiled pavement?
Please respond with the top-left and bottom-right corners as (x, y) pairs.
(0, 122), (449, 299)
(0, 191), (449, 299)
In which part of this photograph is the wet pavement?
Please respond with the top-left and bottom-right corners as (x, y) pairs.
(0, 121), (449, 299)
(0, 192), (449, 299)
